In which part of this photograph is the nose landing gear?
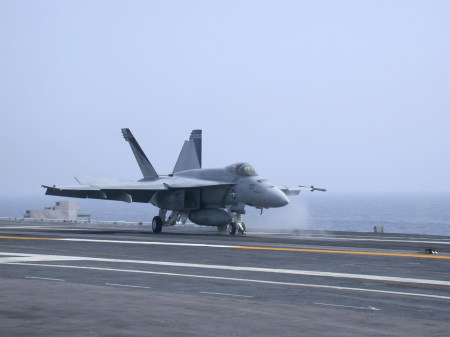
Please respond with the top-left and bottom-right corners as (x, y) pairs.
(236, 222), (246, 235)
(229, 213), (246, 235)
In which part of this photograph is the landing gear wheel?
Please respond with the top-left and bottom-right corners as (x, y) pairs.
(152, 216), (163, 233)
(229, 222), (237, 235)
(217, 224), (227, 233)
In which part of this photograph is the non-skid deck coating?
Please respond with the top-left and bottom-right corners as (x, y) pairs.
(1, 221), (449, 337)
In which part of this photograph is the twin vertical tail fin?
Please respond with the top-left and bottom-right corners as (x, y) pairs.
(121, 128), (159, 180)
(121, 128), (201, 177)
(173, 130), (202, 173)
(189, 130), (202, 168)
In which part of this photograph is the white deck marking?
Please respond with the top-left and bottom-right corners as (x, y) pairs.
(0, 226), (55, 229)
(2, 252), (450, 287)
(25, 276), (65, 282)
(106, 283), (151, 289)
(59, 238), (233, 248)
(315, 302), (381, 311)
(200, 292), (253, 298)
(11, 262), (450, 301)
(34, 227), (94, 231)
(0, 226), (93, 231)
(0, 252), (85, 264)
(58, 237), (450, 246)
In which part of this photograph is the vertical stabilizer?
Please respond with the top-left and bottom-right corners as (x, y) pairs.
(189, 129), (202, 167)
(121, 128), (159, 180)
(173, 129), (202, 173)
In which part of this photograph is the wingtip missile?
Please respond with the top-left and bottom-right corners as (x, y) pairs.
(310, 185), (327, 192)
(299, 185), (327, 192)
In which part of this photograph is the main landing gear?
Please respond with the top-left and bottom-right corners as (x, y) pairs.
(151, 209), (188, 234)
(152, 208), (166, 233)
(152, 216), (163, 233)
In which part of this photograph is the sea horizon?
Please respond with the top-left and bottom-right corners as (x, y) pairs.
(1, 192), (450, 236)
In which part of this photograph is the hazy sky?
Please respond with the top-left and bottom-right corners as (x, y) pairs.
(1, 0), (449, 197)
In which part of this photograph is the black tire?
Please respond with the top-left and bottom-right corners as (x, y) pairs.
(152, 216), (163, 233)
(229, 222), (237, 235)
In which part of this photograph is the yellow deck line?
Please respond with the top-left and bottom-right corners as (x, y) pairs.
(0, 236), (55, 240)
(0, 235), (449, 259)
(232, 246), (450, 259)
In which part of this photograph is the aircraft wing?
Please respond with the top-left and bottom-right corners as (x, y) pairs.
(279, 185), (327, 196)
(43, 177), (234, 203)
(161, 177), (232, 189)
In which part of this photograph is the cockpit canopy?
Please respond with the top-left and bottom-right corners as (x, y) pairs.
(237, 163), (258, 177)
(225, 163), (259, 177)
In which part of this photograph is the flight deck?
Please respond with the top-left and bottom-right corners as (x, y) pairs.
(1, 221), (449, 336)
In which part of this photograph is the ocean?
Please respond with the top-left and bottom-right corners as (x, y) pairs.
(1, 193), (449, 236)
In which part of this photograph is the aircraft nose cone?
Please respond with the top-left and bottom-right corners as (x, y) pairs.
(278, 190), (290, 207)
(270, 188), (290, 207)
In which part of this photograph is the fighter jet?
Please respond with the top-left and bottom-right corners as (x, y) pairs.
(43, 129), (326, 235)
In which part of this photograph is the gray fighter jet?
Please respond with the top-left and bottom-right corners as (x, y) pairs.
(43, 129), (326, 235)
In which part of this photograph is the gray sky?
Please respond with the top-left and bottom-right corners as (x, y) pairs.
(1, 0), (449, 197)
